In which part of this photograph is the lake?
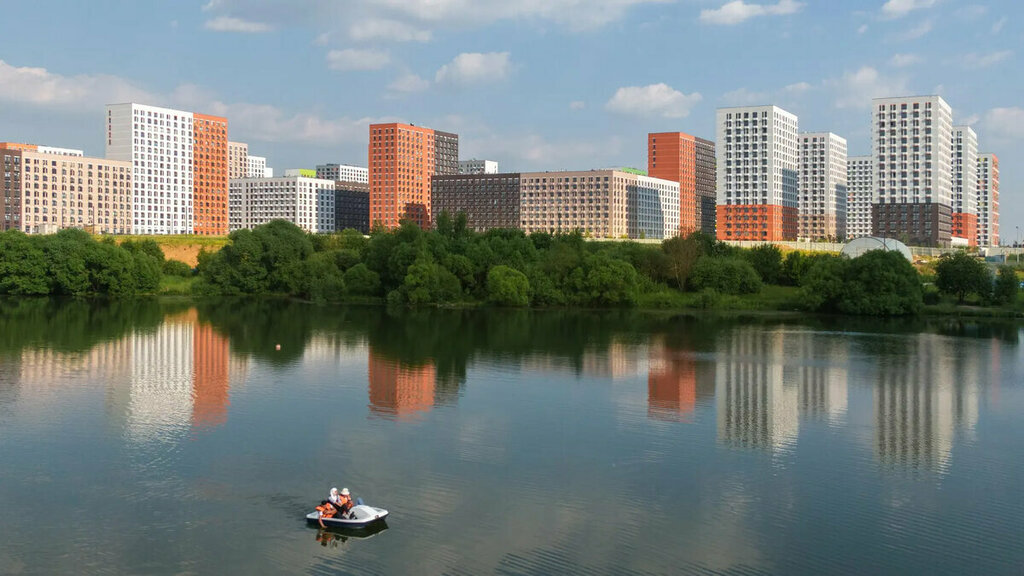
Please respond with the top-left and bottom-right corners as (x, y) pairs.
(0, 299), (1022, 575)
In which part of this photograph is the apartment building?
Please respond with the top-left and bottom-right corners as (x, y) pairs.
(458, 159), (499, 175)
(316, 163), (368, 184)
(716, 105), (799, 241)
(951, 126), (978, 246)
(246, 155), (269, 178)
(106, 103), (228, 235)
(229, 176), (335, 233)
(978, 153), (999, 246)
(334, 180), (370, 234)
(431, 172), (521, 231)
(1, 142), (132, 234)
(631, 175), (681, 240)
(368, 123), (458, 230)
(870, 96), (954, 246)
(520, 170), (631, 238)
(798, 132), (847, 241)
(647, 132), (716, 236)
(846, 155), (873, 239)
(228, 142), (248, 180)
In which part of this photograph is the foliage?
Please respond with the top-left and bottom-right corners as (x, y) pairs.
(162, 259), (194, 277)
(487, 265), (530, 307)
(689, 257), (763, 295)
(992, 265), (1020, 305)
(661, 235), (703, 289)
(934, 252), (992, 304)
(743, 243), (783, 284)
(801, 251), (923, 316)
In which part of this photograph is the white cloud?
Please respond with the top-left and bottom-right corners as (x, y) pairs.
(978, 107), (1024, 143)
(569, 101), (586, 110)
(388, 73), (431, 94)
(699, 0), (804, 25)
(0, 59), (155, 108)
(606, 83), (702, 118)
(960, 113), (981, 126)
(992, 17), (1007, 34)
(881, 0), (937, 19)
(857, 24), (869, 34)
(954, 4), (988, 19)
(204, 16), (272, 33)
(784, 81), (812, 93)
(890, 53), (923, 67)
(349, 18), (432, 42)
(959, 50), (1013, 68)
(435, 52), (512, 85)
(326, 49), (391, 71)
(899, 19), (933, 40)
(722, 87), (769, 105)
(828, 66), (910, 109)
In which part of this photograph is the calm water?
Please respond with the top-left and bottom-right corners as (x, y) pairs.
(1, 299), (1023, 575)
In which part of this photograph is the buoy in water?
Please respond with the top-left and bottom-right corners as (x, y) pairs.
(275, 344), (281, 351)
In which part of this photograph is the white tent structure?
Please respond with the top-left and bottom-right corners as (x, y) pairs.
(841, 237), (912, 261)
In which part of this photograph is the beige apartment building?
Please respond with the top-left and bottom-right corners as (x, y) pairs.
(519, 170), (632, 238)
(228, 141), (249, 180)
(1, 143), (132, 234)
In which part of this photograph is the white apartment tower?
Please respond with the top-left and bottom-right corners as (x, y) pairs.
(229, 176), (336, 234)
(871, 96), (954, 246)
(846, 156), (874, 239)
(459, 159), (499, 175)
(246, 155), (269, 178)
(106, 103), (194, 234)
(951, 126), (979, 245)
(798, 132), (848, 241)
(977, 153), (999, 246)
(716, 105), (799, 241)
(316, 163), (368, 183)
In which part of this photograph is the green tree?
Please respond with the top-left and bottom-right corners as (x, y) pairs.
(838, 251), (923, 316)
(487, 265), (530, 306)
(343, 263), (382, 297)
(584, 256), (640, 306)
(661, 235), (703, 290)
(689, 257), (762, 295)
(402, 259), (462, 305)
(934, 252), (992, 304)
(0, 231), (49, 295)
(744, 243), (784, 284)
(992, 265), (1020, 305)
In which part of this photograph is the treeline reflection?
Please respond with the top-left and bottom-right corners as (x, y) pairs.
(0, 298), (1016, 472)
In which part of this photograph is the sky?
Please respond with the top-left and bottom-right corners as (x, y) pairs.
(0, 0), (1021, 241)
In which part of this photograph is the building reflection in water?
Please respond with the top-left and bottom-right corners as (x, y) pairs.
(874, 334), (979, 473)
(646, 336), (715, 422)
(715, 328), (799, 451)
(367, 346), (436, 419)
(787, 332), (849, 425)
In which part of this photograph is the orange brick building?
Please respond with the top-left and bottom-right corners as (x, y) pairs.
(193, 114), (229, 235)
(648, 132), (716, 236)
(368, 123), (458, 230)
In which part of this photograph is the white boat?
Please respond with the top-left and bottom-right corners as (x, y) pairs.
(306, 504), (389, 528)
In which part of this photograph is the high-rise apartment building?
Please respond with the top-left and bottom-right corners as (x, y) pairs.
(978, 153), (999, 246)
(246, 155), (269, 178)
(228, 142), (248, 180)
(229, 176), (335, 233)
(368, 123), (458, 230)
(847, 155), (874, 239)
(316, 163), (368, 183)
(798, 132), (847, 241)
(871, 96), (953, 246)
(951, 126), (978, 245)
(193, 114), (229, 236)
(431, 173), (521, 231)
(716, 105), (799, 241)
(647, 132), (716, 236)
(458, 159), (499, 175)
(1, 143), (132, 234)
(106, 103), (228, 235)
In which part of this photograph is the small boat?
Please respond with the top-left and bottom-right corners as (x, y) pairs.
(306, 503), (389, 529)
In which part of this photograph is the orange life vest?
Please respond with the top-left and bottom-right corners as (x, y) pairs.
(337, 495), (352, 511)
(316, 502), (337, 518)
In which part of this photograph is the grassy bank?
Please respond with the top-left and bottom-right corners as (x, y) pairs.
(109, 235), (229, 268)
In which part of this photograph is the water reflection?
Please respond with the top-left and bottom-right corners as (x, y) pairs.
(646, 335), (715, 422)
(367, 347), (437, 419)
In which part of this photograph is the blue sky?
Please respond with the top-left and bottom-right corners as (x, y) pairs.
(0, 0), (1021, 240)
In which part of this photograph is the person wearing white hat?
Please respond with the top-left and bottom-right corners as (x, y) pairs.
(329, 487), (354, 517)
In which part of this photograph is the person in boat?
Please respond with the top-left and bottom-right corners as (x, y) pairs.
(315, 501), (337, 528)
(329, 487), (354, 518)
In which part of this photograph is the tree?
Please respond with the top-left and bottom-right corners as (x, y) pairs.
(743, 243), (783, 284)
(838, 250), (922, 316)
(487, 265), (530, 306)
(992, 265), (1020, 305)
(934, 252), (992, 304)
(584, 255), (640, 306)
(344, 263), (382, 297)
(689, 257), (762, 295)
(0, 231), (49, 295)
(661, 235), (703, 289)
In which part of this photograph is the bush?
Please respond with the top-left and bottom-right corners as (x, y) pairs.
(935, 251), (992, 304)
(162, 259), (193, 277)
(743, 244), (783, 284)
(689, 257), (762, 295)
(487, 265), (530, 307)
(993, 266), (1020, 305)
(802, 250), (923, 316)
(343, 263), (381, 297)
